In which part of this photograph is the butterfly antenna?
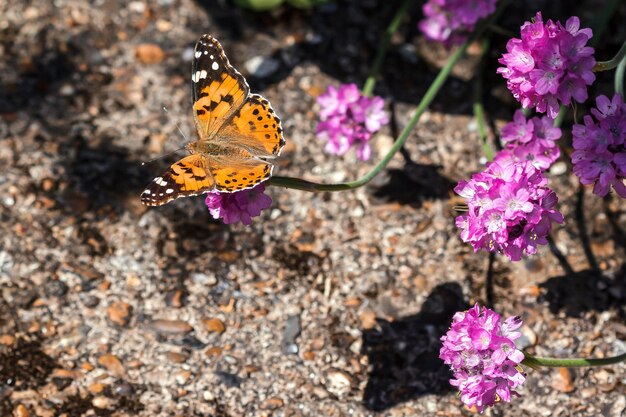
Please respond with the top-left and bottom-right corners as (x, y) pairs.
(163, 106), (189, 142)
(141, 145), (187, 166)
(142, 107), (190, 165)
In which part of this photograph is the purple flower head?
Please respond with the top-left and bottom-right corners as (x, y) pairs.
(419, 0), (498, 45)
(316, 84), (388, 161)
(205, 183), (272, 225)
(440, 305), (526, 412)
(571, 94), (626, 198)
(498, 13), (596, 118)
(455, 159), (563, 261)
(497, 111), (562, 171)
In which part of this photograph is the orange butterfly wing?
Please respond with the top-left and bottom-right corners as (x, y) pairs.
(219, 94), (286, 158)
(191, 35), (249, 140)
(141, 155), (213, 206)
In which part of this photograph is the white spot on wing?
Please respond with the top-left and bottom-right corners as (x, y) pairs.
(212, 62), (219, 71)
(166, 189), (174, 194)
(195, 51), (202, 58)
(199, 69), (207, 79)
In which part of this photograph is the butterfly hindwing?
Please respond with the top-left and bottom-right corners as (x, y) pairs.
(192, 35), (249, 140)
(219, 94), (286, 158)
(141, 155), (214, 206)
(206, 155), (274, 193)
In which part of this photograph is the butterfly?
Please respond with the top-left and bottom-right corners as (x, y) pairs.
(141, 35), (286, 206)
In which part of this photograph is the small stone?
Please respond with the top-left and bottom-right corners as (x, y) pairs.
(165, 290), (186, 308)
(261, 397), (284, 410)
(135, 43), (165, 64)
(516, 325), (537, 350)
(97, 354), (126, 378)
(323, 368), (353, 398)
(205, 346), (223, 356)
(107, 301), (132, 327)
(166, 351), (189, 363)
(149, 319), (194, 335)
(244, 56), (280, 79)
(92, 396), (115, 409)
(0, 334), (16, 346)
(191, 273), (217, 286)
(175, 370), (192, 385)
(88, 382), (105, 394)
(359, 310), (377, 330)
(202, 318), (226, 334)
(281, 315), (301, 354)
(13, 404), (30, 417)
(552, 367), (575, 393)
(217, 250), (238, 262)
(302, 351), (315, 361)
(155, 19), (173, 32)
(113, 381), (135, 397)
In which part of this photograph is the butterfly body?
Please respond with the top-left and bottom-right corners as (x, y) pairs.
(141, 35), (285, 206)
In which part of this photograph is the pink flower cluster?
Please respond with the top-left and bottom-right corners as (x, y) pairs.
(498, 12), (596, 118)
(205, 183), (272, 225)
(316, 84), (388, 161)
(440, 305), (526, 413)
(419, 0), (498, 45)
(455, 160), (563, 261)
(494, 110), (562, 171)
(572, 94), (626, 198)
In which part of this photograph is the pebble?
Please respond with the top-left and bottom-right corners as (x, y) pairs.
(323, 369), (353, 398)
(88, 382), (105, 394)
(106, 301), (132, 327)
(13, 404), (30, 417)
(244, 56), (280, 79)
(149, 319), (194, 335)
(202, 318), (226, 334)
(175, 370), (192, 385)
(191, 272), (217, 286)
(97, 354), (126, 378)
(551, 367), (575, 393)
(281, 314), (301, 354)
(261, 397), (284, 410)
(165, 290), (186, 308)
(135, 43), (165, 64)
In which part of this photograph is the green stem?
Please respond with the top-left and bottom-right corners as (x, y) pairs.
(473, 37), (493, 161)
(362, 0), (413, 97)
(594, 40), (626, 72)
(615, 50), (625, 97)
(271, 0), (512, 192)
(522, 351), (626, 368)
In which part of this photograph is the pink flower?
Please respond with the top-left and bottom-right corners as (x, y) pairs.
(455, 159), (563, 261)
(498, 13), (596, 118)
(419, 0), (498, 45)
(440, 305), (526, 412)
(205, 183), (272, 225)
(496, 110), (562, 171)
(571, 94), (626, 198)
(316, 84), (388, 161)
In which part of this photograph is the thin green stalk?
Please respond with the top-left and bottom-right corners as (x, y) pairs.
(614, 50), (625, 97)
(522, 351), (626, 368)
(362, 0), (413, 97)
(473, 37), (493, 161)
(594, 40), (626, 72)
(271, 0), (512, 192)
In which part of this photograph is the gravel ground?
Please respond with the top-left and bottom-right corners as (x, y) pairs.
(0, 0), (625, 416)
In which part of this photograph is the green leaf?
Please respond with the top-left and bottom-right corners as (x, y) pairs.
(233, 0), (285, 11)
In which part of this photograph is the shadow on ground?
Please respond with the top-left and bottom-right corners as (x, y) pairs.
(360, 282), (467, 411)
(540, 262), (626, 318)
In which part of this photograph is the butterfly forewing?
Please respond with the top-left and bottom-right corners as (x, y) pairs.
(192, 35), (249, 140)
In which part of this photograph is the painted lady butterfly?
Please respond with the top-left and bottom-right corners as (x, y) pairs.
(141, 35), (285, 206)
